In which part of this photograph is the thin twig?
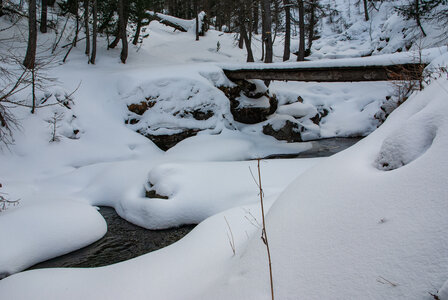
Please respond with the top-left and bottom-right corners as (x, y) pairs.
(257, 159), (274, 300)
(224, 216), (236, 256)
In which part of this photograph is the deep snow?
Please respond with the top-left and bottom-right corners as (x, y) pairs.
(1, 1), (448, 299)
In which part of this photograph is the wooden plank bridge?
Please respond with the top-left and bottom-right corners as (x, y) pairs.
(222, 63), (425, 82)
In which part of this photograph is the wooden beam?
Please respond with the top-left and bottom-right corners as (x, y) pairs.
(223, 64), (426, 82)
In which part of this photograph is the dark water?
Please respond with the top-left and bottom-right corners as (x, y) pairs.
(265, 137), (362, 159)
(28, 207), (195, 270)
(26, 137), (360, 271)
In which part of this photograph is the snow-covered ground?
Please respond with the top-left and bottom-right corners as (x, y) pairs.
(1, 1), (448, 299)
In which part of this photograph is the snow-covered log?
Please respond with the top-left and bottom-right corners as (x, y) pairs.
(146, 11), (206, 35)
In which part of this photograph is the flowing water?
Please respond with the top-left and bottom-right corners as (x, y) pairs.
(29, 207), (195, 270)
(27, 137), (361, 271)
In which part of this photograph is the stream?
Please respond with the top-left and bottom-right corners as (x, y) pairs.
(29, 207), (195, 270)
(27, 137), (361, 271)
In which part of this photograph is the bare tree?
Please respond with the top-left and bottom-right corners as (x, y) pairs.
(40, 0), (47, 33)
(297, 0), (305, 61)
(84, 0), (90, 57)
(23, 0), (37, 69)
(73, 0), (79, 47)
(118, 0), (128, 63)
(194, 0), (199, 41)
(90, 0), (97, 64)
(261, 0), (273, 63)
(363, 0), (369, 21)
(283, 0), (291, 61)
(238, 0), (254, 62)
(253, 0), (259, 34)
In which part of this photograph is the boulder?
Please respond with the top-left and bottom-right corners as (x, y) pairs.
(263, 120), (303, 142)
(139, 129), (200, 151)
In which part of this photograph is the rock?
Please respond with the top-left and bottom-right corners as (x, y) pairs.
(263, 120), (303, 142)
(310, 106), (330, 125)
(145, 189), (169, 200)
(189, 109), (214, 120)
(140, 129), (199, 151)
(232, 105), (271, 124)
(219, 79), (277, 124)
(128, 100), (156, 116)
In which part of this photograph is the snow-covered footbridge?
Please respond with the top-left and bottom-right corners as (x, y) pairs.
(223, 63), (424, 82)
(221, 48), (446, 82)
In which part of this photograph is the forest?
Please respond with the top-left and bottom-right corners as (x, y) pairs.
(1, 0), (448, 299)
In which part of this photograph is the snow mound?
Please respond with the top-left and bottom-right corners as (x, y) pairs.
(205, 76), (448, 299)
(375, 117), (437, 171)
(0, 201), (106, 279)
(439, 279), (448, 300)
(125, 77), (233, 136)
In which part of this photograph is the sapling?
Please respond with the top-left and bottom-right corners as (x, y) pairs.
(46, 111), (64, 142)
(0, 183), (19, 212)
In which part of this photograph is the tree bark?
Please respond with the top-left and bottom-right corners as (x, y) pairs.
(118, 0), (128, 63)
(90, 0), (97, 64)
(84, 0), (90, 56)
(363, 0), (369, 21)
(194, 0), (199, 41)
(253, 0), (259, 34)
(297, 0), (305, 61)
(241, 24), (254, 62)
(415, 0), (426, 37)
(40, 0), (47, 33)
(283, 0), (291, 61)
(238, 1), (254, 62)
(23, 0), (37, 69)
(261, 0), (272, 63)
(132, 17), (142, 45)
(261, 7), (265, 61)
(74, 0), (79, 47)
(307, 0), (316, 54)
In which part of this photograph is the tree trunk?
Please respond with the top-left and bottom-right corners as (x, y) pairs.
(261, 0), (272, 63)
(40, 0), (47, 33)
(90, 0), (97, 64)
(297, 0), (305, 61)
(194, 0), (199, 41)
(307, 0), (316, 54)
(118, 0), (128, 63)
(84, 0), (90, 56)
(132, 17), (142, 45)
(363, 0), (369, 21)
(253, 0), (259, 34)
(238, 1), (254, 62)
(204, 0), (210, 30)
(415, 0), (426, 37)
(108, 27), (120, 49)
(74, 0), (79, 47)
(261, 7), (265, 61)
(23, 0), (37, 69)
(241, 23), (254, 62)
(283, 0), (291, 61)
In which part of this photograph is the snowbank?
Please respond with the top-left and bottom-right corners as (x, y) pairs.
(0, 200), (106, 279)
(205, 76), (448, 299)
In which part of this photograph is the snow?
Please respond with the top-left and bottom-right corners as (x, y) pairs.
(222, 46), (448, 70)
(0, 200), (106, 279)
(203, 78), (448, 300)
(1, 1), (448, 299)
(440, 279), (448, 300)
